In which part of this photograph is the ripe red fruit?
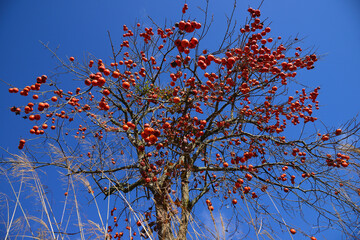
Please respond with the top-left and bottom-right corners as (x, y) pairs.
(97, 77), (106, 86)
(335, 129), (342, 135)
(163, 122), (171, 129)
(290, 229), (296, 234)
(122, 81), (130, 89)
(103, 89), (110, 96)
(173, 97), (180, 103)
(310, 237), (317, 240)
(18, 139), (26, 149)
(9, 87), (19, 93)
(184, 22), (192, 32)
(69, 57), (75, 61)
(51, 96), (58, 102)
(144, 127), (153, 135)
(223, 162), (229, 168)
(103, 69), (111, 76)
(127, 122), (135, 129)
(228, 57), (235, 65)
(112, 71), (120, 78)
(178, 21), (186, 30)
(190, 38), (198, 47)
(84, 79), (91, 86)
(181, 39), (189, 48)
(232, 199), (237, 204)
(149, 134), (158, 143)
(321, 135), (329, 141)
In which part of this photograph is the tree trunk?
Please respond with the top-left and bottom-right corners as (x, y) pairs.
(153, 156), (193, 240)
(152, 177), (174, 240)
(176, 167), (192, 240)
(155, 197), (174, 240)
(176, 208), (191, 240)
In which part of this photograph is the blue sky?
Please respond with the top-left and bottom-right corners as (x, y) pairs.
(0, 0), (359, 239)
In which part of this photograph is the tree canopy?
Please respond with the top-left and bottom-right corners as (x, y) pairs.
(2, 1), (360, 240)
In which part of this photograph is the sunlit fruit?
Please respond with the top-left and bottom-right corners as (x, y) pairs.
(122, 81), (130, 89)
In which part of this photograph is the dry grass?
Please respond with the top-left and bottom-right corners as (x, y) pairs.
(1, 152), (280, 240)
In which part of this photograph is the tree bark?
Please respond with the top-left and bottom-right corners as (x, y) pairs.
(153, 178), (174, 240)
(176, 164), (192, 240)
(152, 155), (193, 240)
(155, 201), (174, 240)
(176, 203), (191, 240)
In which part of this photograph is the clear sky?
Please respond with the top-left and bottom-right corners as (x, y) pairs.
(0, 0), (359, 239)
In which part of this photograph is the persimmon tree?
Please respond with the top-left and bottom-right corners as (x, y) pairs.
(2, 1), (360, 240)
